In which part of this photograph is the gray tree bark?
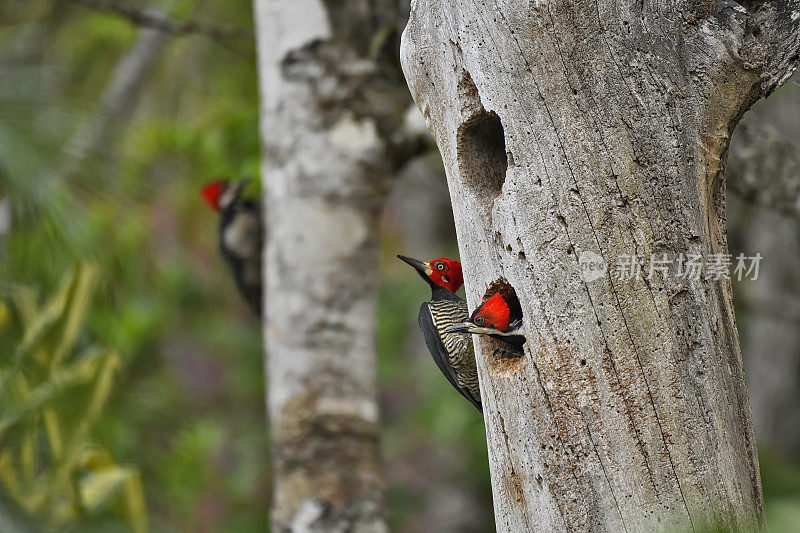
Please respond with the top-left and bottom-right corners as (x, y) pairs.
(253, 1), (421, 530)
(401, 2), (800, 531)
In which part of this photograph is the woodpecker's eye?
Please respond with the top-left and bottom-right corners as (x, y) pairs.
(474, 316), (485, 326)
(436, 262), (446, 271)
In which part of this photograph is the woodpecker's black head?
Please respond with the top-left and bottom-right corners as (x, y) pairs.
(201, 179), (250, 213)
(397, 255), (463, 293)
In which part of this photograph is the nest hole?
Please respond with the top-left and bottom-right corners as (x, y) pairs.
(484, 277), (522, 321)
(482, 277), (525, 363)
(457, 110), (508, 202)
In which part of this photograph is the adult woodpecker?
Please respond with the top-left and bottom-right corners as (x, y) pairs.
(445, 292), (525, 358)
(398, 255), (482, 412)
(201, 179), (262, 316)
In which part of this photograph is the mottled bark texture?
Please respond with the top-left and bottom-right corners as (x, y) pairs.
(252, 0), (416, 531)
(401, 1), (800, 531)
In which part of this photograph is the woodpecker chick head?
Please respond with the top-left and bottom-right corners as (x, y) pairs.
(450, 293), (511, 334)
(201, 179), (249, 213)
(397, 255), (463, 293)
(444, 292), (525, 352)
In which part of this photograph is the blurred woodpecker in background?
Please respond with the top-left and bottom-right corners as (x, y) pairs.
(445, 292), (525, 358)
(202, 179), (262, 317)
(398, 255), (482, 412)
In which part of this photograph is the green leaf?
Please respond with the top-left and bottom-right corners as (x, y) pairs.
(122, 469), (148, 533)
(43, 408), (64, 463)
(68, 350), (121, 449)
(0, 349), (105, 437)
(52, 262), (99, 370)
(79, 466), (136, 512)
(10, 286), (38, 329)
(0, 301), (11, 331)
(7, 267), (74, 371)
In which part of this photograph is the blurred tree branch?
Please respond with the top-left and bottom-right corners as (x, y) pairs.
(729, 124), (800, 221)
(61, 18), (166, 180)
(67, 0), (253, 55)
(3, 5), (169, 269)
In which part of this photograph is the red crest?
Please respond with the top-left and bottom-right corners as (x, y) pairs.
(472, 293), (510, 332)
(201, 180), (228, 212)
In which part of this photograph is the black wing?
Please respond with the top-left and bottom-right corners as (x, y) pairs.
(219, 198), (263, 317)
(418, 303), (482, 412)
(219, 251), (262, 317)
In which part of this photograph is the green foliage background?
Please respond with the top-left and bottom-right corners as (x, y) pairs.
(0, 1), (797, 532)
(0, 264), (146, 532)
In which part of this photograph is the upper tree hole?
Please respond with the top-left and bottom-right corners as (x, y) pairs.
(457, 110), (508, 203)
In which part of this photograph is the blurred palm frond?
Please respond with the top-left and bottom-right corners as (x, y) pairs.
(0, 263), (147, 533)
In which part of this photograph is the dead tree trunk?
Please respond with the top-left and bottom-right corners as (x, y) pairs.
(253, 0), (421, 530)
(401, 2), (800, 531)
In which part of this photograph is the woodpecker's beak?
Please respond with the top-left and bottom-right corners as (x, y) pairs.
(232, 178), (252, 197)
(397, 255), (433, 276)
(444, 322), (492, 335)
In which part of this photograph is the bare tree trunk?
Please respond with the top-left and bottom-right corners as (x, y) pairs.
(738, 210), (800, 455)
(401, 2), (800, 531)
(252, 1), (420, 530)
(727, 81), (800, 455)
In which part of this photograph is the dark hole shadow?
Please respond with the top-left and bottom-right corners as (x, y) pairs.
(457, 110), (508, 203)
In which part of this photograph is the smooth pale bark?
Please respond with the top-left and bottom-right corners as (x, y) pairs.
(401, 2), (800, 531)
(253, 1), (419, 530)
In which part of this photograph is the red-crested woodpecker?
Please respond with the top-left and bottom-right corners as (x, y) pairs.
(445, 292), (525, 358)
(201, 179), (262, 316)
(398, 255), (481, 412)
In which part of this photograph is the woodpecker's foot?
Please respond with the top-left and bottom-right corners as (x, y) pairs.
(492, 348), (523, 359)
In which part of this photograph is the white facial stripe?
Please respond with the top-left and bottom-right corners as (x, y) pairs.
(218, 186), (237, 209)
(467, 326), (495, 335)
(468, 325), (519, 336)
